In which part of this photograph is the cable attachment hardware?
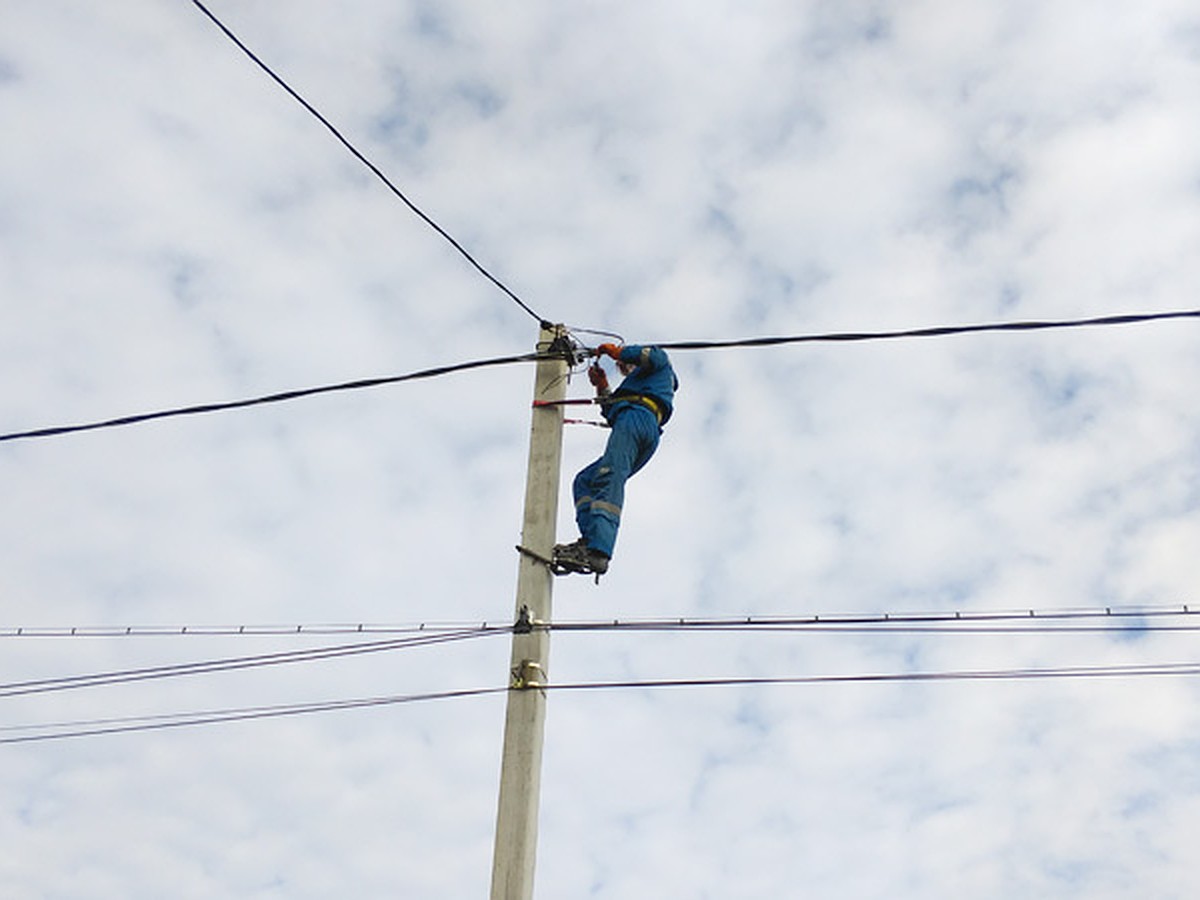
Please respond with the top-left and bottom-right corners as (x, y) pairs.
(537, 328), (593, 367)
(544, 331), (577, 362)
(510, 660), (546, 690)
(569, 343), (594, 366)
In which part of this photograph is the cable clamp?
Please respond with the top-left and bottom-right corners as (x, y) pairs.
(510, 660), (546, 690)
(537, 329), (575, 361)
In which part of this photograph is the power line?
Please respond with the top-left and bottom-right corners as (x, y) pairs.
(550, 604), (1200, 635)
(652, 308), (1200, 352)
(0, 350), (540, 443)
(0, 685), (508, 745)
(6, 658), (1200, 745)
(0, 621), (511, 638)
(1, 604), (1176, 709)
(187, 0), (546, 325)
(544, 662), (1200, 692)
(0, 628), (507, 699)
(4, 307), (1196, 445)
(2, 603), (1194, 639)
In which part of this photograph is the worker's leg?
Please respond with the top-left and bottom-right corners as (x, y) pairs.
(574, 407), (659, 558)
(573, 458), (604, 540)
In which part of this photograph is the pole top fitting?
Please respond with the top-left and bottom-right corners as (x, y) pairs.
(545, 333), (574, 360)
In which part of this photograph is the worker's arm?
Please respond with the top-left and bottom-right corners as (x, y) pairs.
(617, 344), (669, 373)
(596, 343), (668, 372)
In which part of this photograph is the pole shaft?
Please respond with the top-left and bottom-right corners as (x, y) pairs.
(490, 324), (567, 900)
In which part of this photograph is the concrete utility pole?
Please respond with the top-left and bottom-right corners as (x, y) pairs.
(490, 323), (569, 900)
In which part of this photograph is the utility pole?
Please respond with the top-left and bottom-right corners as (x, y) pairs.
(490, 323), (569, 900)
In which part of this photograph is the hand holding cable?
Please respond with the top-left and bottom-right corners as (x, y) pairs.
(587, 363), (610, 396)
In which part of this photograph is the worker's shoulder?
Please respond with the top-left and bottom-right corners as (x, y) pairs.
(626, 344), (672, 366)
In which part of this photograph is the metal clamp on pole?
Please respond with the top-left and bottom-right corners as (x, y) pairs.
(536, 327), (574, 360)
(537, 326), (594, 366)
(509, 660), (546, 690)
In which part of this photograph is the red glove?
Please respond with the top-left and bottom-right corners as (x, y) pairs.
(595, 343), (622, 361)
(587, 363), (609, 391)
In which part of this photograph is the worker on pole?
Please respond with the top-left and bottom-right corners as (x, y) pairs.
(553, 343), (677, 577)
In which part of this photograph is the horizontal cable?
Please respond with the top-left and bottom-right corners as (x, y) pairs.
(0, 627), (507, 699)
(4, 308), (1194, 445)
(650, 308), (1200, 352)
(0, 351), (540, 443)
(5, 658), (1199, 744)
(541, 661), (1200, 693)
(549, 604), (1200, 635)
(0, 685), (508, 745)
(0, 604), (1193, 639)
(0, 621), (511, 638)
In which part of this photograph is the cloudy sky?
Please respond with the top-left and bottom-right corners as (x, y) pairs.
(3, 1), (1200, 896)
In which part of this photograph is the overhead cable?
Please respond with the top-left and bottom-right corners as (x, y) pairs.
(0, 621), (509, 638)
(651, 308), (1200, 352)
(6, 659), (1200, 744)
(542, 662), (1200, 693)
(187, 0), (545, 324)
(0, 351), (540, 443)
(550, 605), (1200, 635)
(4, 307), (1196, 444)
(0, 686), (507, 745)
(2, 603), (1194, 639)
(0, 627), (507, 699)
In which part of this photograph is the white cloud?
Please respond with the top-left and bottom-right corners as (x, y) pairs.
(2, 1), (1200, 896)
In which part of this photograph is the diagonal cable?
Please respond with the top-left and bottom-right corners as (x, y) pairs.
(188, 0), (546, 324)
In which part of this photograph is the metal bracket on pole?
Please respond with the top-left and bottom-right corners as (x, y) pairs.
(539, 329), (593, 367)
(510, 660), (546, 691)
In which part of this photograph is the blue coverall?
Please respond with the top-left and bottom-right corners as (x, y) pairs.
(573, 345), (677, 559)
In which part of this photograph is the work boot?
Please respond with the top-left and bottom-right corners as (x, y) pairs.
(586, 550), (610, 575)
(552, 539), (591, 572)
(553, 539), (609, 577)
(553, 538), (587, 560)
